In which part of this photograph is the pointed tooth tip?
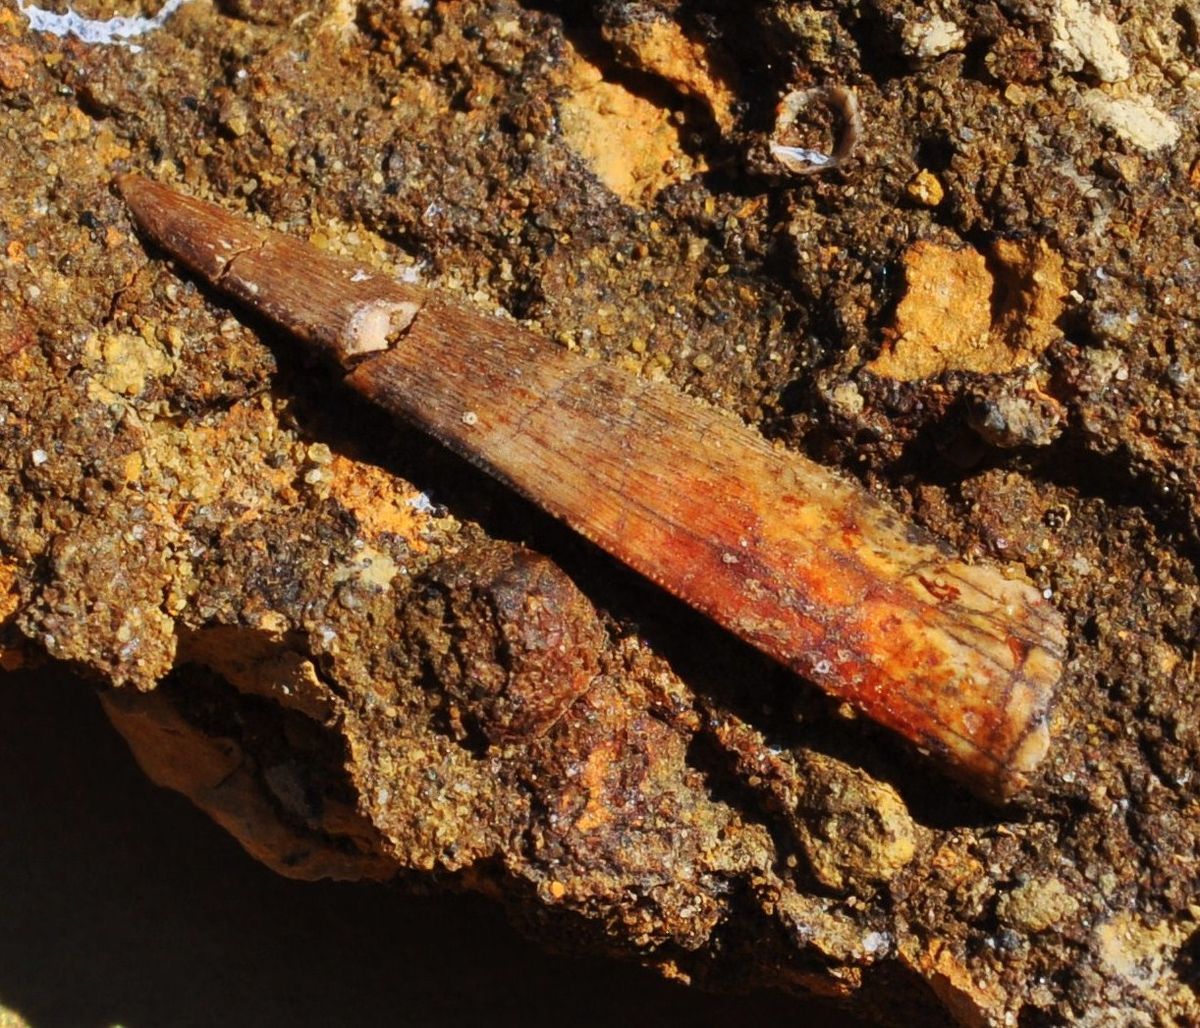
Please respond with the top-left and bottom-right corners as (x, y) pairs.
(115, 173), (164, 229)
(115, 172), (147, 199)
(116, 174), (186, 226)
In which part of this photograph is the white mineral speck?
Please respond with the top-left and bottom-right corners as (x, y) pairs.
(31, 448), (47, 465)
(903, 16), (966, 59)
(862, 931), (890, 955)
(769, 144), (832, 172)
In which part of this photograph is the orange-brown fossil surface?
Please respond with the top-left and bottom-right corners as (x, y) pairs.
(4, 1), (1200, 1025)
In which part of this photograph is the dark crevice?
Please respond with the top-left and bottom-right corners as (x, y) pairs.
(834, 4), (910, 86)
(683, 723), (817, 886)
(1034, 434), (1200, 569)
(153, 663), (365, 841)
(1174, 925), (1200, 991)
(830, 381), (1200, 575)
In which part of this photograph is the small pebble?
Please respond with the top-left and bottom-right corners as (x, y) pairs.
(906, 169), (944, 207)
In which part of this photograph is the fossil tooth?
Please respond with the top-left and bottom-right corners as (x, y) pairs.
(118, 174), (1067, 800)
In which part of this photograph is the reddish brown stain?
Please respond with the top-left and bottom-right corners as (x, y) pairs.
(918, 575), (962, 604)
(1007, 634), (1032, 669)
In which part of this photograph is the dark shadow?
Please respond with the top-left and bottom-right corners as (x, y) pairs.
(1174, 925), (1200, 993)
(0, 667), (853, 1028)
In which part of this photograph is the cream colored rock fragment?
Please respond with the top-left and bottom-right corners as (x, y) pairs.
(1050, 0), (1132, 82)
(84, 329), (174, 397)
(1082, 89), (1181, 152)
(332, 543), (399, 590)
(902, 16), (966, 60)
(906, 168), (945, 206)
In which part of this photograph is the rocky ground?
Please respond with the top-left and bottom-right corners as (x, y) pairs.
(2, 0), (1199, 1024)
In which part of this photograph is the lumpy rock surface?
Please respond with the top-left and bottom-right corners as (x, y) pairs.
(2, 1), (1200, 1024)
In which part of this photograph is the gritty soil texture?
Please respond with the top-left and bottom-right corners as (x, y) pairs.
(1, 0), (1199, 1025)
